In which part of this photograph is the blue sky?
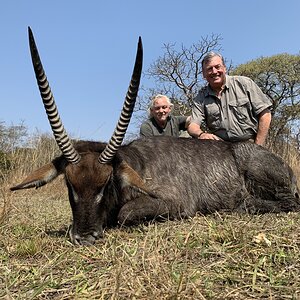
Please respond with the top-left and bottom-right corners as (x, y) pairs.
(1, 0), (299, 142)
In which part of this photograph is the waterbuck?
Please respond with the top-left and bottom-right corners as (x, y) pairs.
(11, 28), (300, 245)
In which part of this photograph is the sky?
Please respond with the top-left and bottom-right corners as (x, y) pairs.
(1, 0), (300, 142)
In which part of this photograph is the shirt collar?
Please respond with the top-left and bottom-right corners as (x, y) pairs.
(151, 115), (171, 129)
(204, 75), (229, 97)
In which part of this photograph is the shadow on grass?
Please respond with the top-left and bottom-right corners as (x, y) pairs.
(45, 226), (69, 238)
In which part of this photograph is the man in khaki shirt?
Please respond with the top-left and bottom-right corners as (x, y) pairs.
(188, 52), (272, 145)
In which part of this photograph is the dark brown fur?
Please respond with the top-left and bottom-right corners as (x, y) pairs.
(11, 137), (300, 245)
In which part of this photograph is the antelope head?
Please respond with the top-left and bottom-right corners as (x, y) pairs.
(11, 27), (143, 245)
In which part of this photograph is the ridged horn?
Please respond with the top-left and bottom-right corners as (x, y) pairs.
(98, 37), (143, 164)
(28, 27), (81, 164)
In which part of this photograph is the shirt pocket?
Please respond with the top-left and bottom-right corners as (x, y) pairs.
(205, 103), (221, 129)
(228, 97), (250, 121)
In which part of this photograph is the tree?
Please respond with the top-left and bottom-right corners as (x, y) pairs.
(0, 121), (28, 177)
(231, 53), (300, 148)
(137, 43), (300, 148)
(0, 120), (28, 153)
(134, 34), (223, 126)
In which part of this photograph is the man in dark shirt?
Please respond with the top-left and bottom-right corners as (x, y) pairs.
(140, 94), (190, 137)
(188, 52), (272, 145)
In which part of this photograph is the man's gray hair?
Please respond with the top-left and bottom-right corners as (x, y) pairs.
(201, 51), (225, 69)
(148, 94), (173, 117)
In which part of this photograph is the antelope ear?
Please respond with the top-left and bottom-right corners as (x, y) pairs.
(10, 158), (65, 191)
(118, 161), (156, 198)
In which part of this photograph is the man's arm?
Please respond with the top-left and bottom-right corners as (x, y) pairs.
(185, 116), (191, 128)
(255, 109), (271, 145)
(187, 122), (222, 140)
(188, 97), (222, 140)
(187, 122), (202, 138)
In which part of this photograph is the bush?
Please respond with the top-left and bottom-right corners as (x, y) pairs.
(0, 151), (11, 179)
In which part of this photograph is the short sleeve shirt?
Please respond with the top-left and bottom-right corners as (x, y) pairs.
(191, 75), (272, 142)
(140, 115), (187, 137)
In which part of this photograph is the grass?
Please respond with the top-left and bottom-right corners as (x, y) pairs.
(1, 140), (300, 299)
(1, 183), (300, 299)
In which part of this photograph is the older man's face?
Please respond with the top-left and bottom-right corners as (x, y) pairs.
(151, 97), (172, 125)
(202, 56), (226, 90)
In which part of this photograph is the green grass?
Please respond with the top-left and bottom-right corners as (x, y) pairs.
(1, 182), (300, 299)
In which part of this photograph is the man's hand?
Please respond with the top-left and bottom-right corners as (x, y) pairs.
(198, 132), (223, 140)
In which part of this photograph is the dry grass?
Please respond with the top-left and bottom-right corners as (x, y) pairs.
(1, 141), (300, 299)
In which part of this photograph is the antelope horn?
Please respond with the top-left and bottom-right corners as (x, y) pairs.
(98, 37), (143, 164)
(28, 27), (81, 164)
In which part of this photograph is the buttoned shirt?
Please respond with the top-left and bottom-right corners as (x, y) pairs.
(191, 75), (272, 142)
(140, 115), (188, 137)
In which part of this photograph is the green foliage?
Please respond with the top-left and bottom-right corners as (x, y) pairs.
(231, 53), (300, 146)
(140, 45), (300, 150)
